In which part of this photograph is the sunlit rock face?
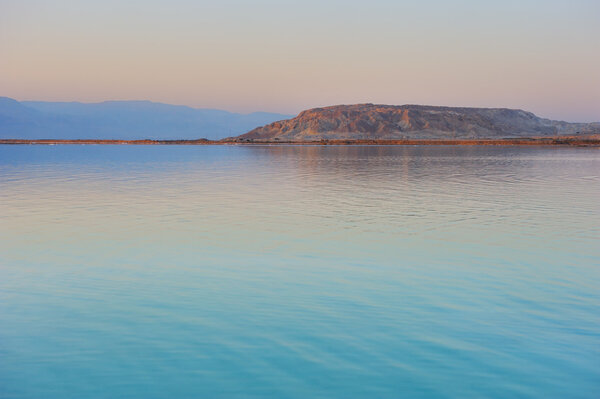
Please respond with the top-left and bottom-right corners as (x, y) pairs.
(237, 104), (600, 141)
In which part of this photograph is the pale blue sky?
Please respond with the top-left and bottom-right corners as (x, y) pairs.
(1, 0), (599, 120)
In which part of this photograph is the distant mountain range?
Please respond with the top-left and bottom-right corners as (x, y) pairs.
(237, 104), (600, 141)
(3, 98), (599, 142)
(0, 97), (291, 140)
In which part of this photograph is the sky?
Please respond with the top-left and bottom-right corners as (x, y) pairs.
(1, 0), (599, 121)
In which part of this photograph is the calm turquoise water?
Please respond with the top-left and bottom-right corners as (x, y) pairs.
(1, 145), (599, 398)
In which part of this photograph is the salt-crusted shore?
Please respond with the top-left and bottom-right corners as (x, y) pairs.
(2, 137), (599, 146)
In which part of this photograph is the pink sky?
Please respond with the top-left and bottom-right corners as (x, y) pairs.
(1, 0), (599, 121)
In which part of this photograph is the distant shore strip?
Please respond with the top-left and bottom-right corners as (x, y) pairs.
(1, 138), (599, 146)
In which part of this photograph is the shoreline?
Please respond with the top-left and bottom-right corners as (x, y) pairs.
(1, 138), (599, 146)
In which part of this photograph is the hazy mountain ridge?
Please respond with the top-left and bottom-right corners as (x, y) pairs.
(237, 104), (600, 141)
(0, 97), (291, 140)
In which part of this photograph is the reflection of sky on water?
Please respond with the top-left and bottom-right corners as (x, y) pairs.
(1, 145), (599, 398)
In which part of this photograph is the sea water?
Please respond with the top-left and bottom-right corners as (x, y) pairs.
(1, 145), (599, 398)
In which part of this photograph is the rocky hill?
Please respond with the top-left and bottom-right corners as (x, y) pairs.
(236, 104), (600, 141)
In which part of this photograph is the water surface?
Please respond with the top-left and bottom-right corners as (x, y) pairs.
(1, 145), (599, 398)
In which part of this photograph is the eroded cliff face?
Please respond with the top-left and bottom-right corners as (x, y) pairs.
(236, 104), (600, 141)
